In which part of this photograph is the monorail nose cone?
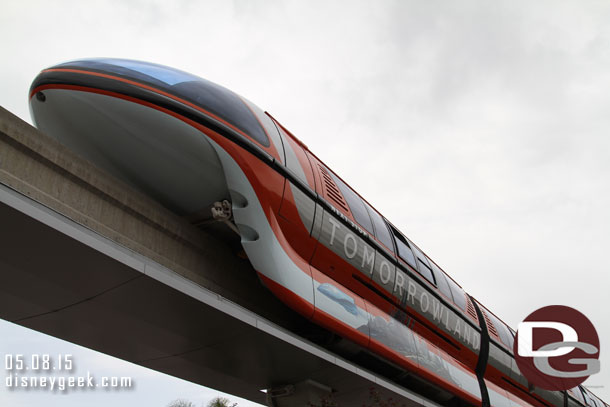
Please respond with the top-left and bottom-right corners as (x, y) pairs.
(28, 58), (234, 216)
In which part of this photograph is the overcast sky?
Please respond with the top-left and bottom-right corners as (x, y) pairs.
(1, 0), (608, 405)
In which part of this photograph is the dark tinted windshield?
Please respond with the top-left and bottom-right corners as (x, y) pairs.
(54, 58), (270, 147)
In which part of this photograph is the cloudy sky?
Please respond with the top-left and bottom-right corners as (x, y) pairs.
(1, 0), (608, 405)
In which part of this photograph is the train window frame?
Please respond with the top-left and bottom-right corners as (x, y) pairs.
(364, 205), (395, 253)
(590, 394), (603, 407)
(570, 387), (585, 403)
(416, 259), (436, 286)
(429, 260), (453, 301)
(583, 390), (595, 407)
(446, 275), (468, 311)
(507, 327), (516, 351)
(388, 225), (417, 269)
(408, 240), (436, 285)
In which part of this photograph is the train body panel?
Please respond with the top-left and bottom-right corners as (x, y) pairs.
(28, 59), (604, 407)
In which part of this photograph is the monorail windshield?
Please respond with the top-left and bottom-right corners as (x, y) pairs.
(52, 58), (271, 147)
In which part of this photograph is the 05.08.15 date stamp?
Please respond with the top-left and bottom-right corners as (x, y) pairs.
(3, 353), (133, 392)
(5, 353), (73, 372)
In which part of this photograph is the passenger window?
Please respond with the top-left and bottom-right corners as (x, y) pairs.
(408, 241), (436, 285)
(364, 205), (394, 252)
(507, 327), (515, 351)
(591, 395), (600, 407)
(570, 387), (585, 403)
(584, 391), (596, 407)
(331, 174), (375, 235)
(416, 259), (435, 285)
(446, 276), (467, 311)
(487, 311), (514, 349)
(429, 260), (453, 301)
(389, 226), (417, 269)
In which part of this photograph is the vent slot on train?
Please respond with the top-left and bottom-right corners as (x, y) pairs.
(481, 309), (500, 339)
(317, 163), (350, 213)
(466, 297), (479, 322)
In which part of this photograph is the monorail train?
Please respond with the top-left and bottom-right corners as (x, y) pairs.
(29, 59), (606, 407)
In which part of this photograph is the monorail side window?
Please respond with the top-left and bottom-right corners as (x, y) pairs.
(388, 226), (417, 269)
(446, 276), (467, 311)
(589, 393), (601, 407)
(591, 394), (604, 407)
(408, 241), (436, 285)
(416, 259), (435, 285)
(331, 174), (375, 235)
(429, 260), (453, 301)
(506, 327), (515, 351)
(570, 387), (585, 404)
(364, 205), (394, 252)
(583, 390), (595, 407)
(486, 309), (514, 349)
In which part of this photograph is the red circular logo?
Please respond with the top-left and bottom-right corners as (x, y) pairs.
(513, 305), (600, 391)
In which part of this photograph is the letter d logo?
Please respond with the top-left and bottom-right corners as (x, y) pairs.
(517, 321), (577, 357)
(513, 305), (601, 391)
